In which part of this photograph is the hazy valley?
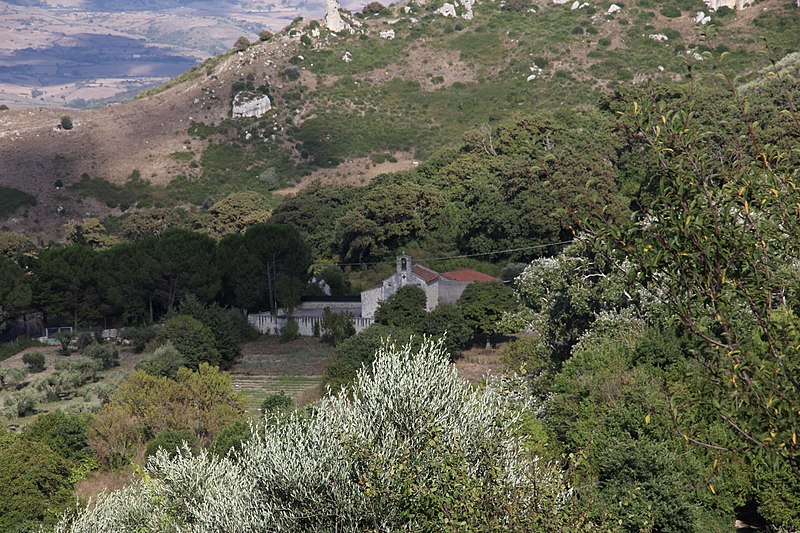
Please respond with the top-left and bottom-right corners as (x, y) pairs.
(0, 0), (368, 107)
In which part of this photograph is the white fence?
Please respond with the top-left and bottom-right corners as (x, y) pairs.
(248, 313), (373, 337)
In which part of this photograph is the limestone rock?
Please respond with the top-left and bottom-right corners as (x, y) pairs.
(649, 33), (668, 42)
(702, 0), (752, 10)
(325, 0), (349, 32)
(607, 4), (621, 13)
(437, 2), (457, 16)
(232, 92), (272, 118)
(553, 0), (570, 5)
(462, 0), (476, 19)
(380, 29), (396, 39)
(342, 51), (353, 62)
(694, 10), (711, 23)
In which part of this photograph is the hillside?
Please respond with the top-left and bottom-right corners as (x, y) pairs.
(0, 0), (369, 108)
(0, 0), (798, 241)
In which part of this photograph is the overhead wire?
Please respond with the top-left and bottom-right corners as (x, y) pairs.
(327, 239), (574, 267)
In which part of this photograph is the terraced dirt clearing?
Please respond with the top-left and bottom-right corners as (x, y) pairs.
(231, 336), (333, 414)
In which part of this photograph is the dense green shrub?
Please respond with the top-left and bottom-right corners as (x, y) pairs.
(261, 392), (293, 414)
(122, 326), (158, 353)
(0, 185), (42, 217)
(84, 343), (119, 370)
(374, 285), (427, 331)
(279, 319), (299, 342)
(22, 351), (46, 372)
(320, 307), (356, 346)
(323, 324), (417, 392)
(209, 420), (252, 458)
(145, 429), (198, 460)
(159, 315), (221, 369)
(136, 341), (186, 379)
(23, 411), (92, 462)
(0, 440), (73, 531)
(60, 116), (73, 130)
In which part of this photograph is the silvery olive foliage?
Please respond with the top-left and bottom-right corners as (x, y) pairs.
(502, 239), (658, 362)
(56, 338), (572, 532)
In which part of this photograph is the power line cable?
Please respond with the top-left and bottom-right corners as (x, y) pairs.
(327, 239), (574, 267)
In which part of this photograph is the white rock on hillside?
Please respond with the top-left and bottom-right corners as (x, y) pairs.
(437, 2), (457, 16)
(694, 11), (711, 23)
(462, 0), (476, 19)
(342, 51), (353, 62)
(380, 29), (396, 39)
(232, 92), (272, 118)
(649, 33), (668, 41)
(607, 4), (621, 13)
(325, 0), (349, 32)
(702, 0), (752, 10)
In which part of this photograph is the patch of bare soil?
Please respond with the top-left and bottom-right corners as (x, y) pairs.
(274, 152), (418, 195)
(455, 347), (505, 384)
(358, 44), (477, 90)
(234, 336), (334, 376)
(75, 467), (140, 504)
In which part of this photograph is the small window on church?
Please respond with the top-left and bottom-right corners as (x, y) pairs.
(401, 257), (408, 271)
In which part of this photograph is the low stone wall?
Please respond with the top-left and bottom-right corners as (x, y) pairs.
(248, 313), (373, 337)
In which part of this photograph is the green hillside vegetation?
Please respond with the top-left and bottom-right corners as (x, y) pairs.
(0, 186), (36, 219)
(3, 1), (800, 530)
(65, 0), (800, 215)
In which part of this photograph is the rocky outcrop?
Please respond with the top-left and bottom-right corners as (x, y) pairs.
(232, 91), (272, 118)
(436, 0), (476, 19)
(703, 0), (753, 10)
(325, 0), (349, 32)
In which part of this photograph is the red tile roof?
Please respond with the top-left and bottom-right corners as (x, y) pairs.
(441, 269), (499, 283)
(412, 264), (441, 284)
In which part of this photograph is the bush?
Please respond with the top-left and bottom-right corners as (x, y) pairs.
(23, 411), (92, 462)
(54, 332), (74, 356)
(6, 388), (40, 418)
(58, 339), (574, 531)
(60, 116), (73, 130)
(323, 324), (417, 392)
(209, 420), (251, 458)
(320, 307), (356, 346)
(0, 367), (27, 390)
(363, 1), (385, 14)
(136, 341), (186, 379)
(145, 430), (198, 460)
(280, 319), (299, 342)
(659, 5), (681, 17)
(121, 326), (157, 353)
(261, 392), (293, 414)
(84, 343), (119, 370)
(374, 285), (427, 331)
(0, 440), (73, 530)
(159, 315), (221, 369)
(233, 36), (251, 51)
(76, 332), (95, 350)
(0, 186), (37, 218)
(23, 351), (46, 372)
(258, 30), (273, 41)
(281, 66), (301, 81)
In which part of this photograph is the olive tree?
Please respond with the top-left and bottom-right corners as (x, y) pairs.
(57, 339), (573, 531)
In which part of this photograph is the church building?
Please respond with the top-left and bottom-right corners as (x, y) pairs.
(360, 255), (499, 319)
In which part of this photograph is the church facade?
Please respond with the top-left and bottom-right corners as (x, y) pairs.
(360, 255), (499, 319)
